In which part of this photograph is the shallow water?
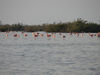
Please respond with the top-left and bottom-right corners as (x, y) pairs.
(0, 32), (100, 75)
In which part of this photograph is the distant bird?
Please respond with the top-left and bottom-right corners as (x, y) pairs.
(76, 33), (79, 36)
(62, 36), (66, 38)
(47, 33), (51, 37)
(13, 34), (17, 37)
(69, 32), (72, 35)
(17, 34), (19, 37)
(73, 32), (76, 34)
(94, 34), (96, 36)
(9, 32), (11, 34)
(33, 34), (38, 37)
(32, 33), (34, 35)
(89, 34), (93, 37)
(59, 33), (61, 35)
(40, 34), (43, 36)
(6, 34), (8, 37)
(53, 35), (56, 38)
(21, 31), (24, 33)
(81, 34), (83, 36)
(24, 33), (27, 36)
(96, 33), (100, 37)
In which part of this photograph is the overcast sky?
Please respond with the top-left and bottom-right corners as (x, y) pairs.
(0, 0), (100, 25)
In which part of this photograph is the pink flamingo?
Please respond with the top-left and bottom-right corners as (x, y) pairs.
(96, 33), (100, 37)
(17, 34), (19, 37)
(13, 34), (17, 37)
(24, 33), (27, 36)
(81, 34), (83, 36)
(62, 36), (66, 38)
(89, 34), (93, 37)
(76, 33), (79, 36)
(53, 35), (56, 38)
(59, 33), (61, 35)
(6, 34), (8, 37)
(40, 34), (43, 36)
(47, 33), (51, 37)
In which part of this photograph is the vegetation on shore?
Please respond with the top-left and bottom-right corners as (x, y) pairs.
(0, 18), (100, 32)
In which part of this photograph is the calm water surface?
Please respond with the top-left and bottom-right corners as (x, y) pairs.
(0, 32), (100, 75)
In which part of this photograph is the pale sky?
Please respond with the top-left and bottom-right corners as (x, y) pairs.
(0, 0), (100, 25)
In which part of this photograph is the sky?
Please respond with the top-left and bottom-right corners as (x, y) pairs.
(0, 0), (100, 25)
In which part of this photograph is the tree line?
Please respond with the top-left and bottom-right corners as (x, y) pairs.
(0, 18), (100, 32)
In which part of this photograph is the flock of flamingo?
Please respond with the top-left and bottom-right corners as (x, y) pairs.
(1, 31), (100, 38)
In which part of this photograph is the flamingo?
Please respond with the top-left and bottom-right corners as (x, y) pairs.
(24, 33), (27, 36)
(13, 34), (17, 37)
(33, 34), (38, 37)
(40, 34), (43, 36)
(33, 32), (39, 36)
(47, 33), (51, 37)
(21, 31), (24, 34)
(62, 36), (66, 38)
(73, 32), (76, 34)
(32, 33), (34, 35)
(9, 32), (11, 34)
(53, 35), (56, 38)
(93, 34), (96, 36)
(17, 34), (19, 37)
(89, 34), (93, 37)
(96, 33), (100, 37)
(6, 34), (8, 37)
(69, 32), (72, 35)
(81, 34), (83, 36)
(76, 33), (79, 36)
(59, 33), (61, 35)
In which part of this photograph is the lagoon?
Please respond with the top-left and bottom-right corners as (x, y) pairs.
(0, 32), (100, 75)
